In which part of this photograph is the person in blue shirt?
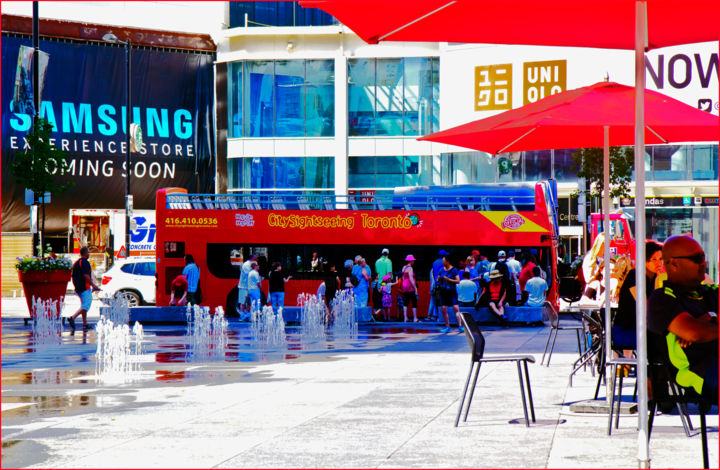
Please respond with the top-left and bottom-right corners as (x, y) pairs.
(523, 267), (548, 307)
(353, 257), (372, 307)
(182, 254), (201, 305)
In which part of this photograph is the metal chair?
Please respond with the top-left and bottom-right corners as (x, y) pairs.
(455, 312), (536, 427)
(541, 301), (584, 366)
(647, 330), (712, 468)
(606, 356), (638, 435)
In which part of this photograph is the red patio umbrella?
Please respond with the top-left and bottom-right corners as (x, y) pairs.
(301, 0), (718, 49)
(419, 81), (718, 377)
(418, 81), (719, 153)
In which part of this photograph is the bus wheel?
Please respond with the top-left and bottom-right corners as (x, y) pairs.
(225, 288), (242, 318)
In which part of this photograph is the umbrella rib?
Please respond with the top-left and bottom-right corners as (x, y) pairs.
(378, 1), (457, 42)
(646, 125), (668, 143)
(498, 128), (538, 154)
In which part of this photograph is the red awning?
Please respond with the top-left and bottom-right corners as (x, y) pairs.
(301, 0), (718, 50)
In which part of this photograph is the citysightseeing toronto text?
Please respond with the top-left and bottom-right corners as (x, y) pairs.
(267, 213), (414, 230)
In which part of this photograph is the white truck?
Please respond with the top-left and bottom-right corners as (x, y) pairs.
(68, 208), (156, 275)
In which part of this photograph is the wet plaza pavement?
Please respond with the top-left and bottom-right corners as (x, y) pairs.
(1, 296), (718, 469)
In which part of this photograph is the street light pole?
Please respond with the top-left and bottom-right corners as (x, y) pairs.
(124, 38), (132, 258)
(102, 33), (132, 258)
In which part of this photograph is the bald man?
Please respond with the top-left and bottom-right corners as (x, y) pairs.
(647, 235), (718, 404)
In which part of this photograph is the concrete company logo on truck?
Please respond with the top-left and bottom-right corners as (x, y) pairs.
(130, 215), (156, 252)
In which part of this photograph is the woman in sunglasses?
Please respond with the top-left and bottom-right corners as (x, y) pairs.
(612, 240), (664, 353)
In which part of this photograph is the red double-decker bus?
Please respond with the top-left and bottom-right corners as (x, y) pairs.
(155, 182), (561, 317)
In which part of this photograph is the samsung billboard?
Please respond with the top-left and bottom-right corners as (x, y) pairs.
(1, 35), (215, 233)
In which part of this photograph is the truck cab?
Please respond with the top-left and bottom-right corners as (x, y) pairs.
(590, 211), (635, 262)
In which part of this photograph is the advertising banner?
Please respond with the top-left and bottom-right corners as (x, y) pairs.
(1, 36), (215, 233)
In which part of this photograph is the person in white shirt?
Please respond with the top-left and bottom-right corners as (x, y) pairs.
(238, 253), (258, 313)
(457, 271), (479, 307)
(506, 250), (522, 303)
(247, 261), (262, 308)
(523, 266), (549, 307)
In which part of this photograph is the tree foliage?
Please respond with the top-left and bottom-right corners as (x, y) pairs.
(571, 146), (634, 200)
(10, 118), (73, 195)
(10, 118), (74, 251)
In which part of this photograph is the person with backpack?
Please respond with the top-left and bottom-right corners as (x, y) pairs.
(401, 254), (418, 322)
(67, 246), (100, 330)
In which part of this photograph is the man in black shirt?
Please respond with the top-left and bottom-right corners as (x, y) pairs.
(647, 235), (718, 404)
(68, 247), (100, 330)
(268, 262), (291, 313)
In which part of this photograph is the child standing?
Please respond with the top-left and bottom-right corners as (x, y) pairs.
(371, 273), (384, 320)
(381, 274), (398, 321)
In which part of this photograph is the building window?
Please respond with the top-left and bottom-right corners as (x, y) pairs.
(525, 150), (552, 181)
(228, 1), (338, 28)
(348, 57), (439, 137)
(552, 149), (579, 182)
(691, 145), (719, 180)
(349, 156), (436, 189)
(652, 145), (690, 180)
(228, 60), (335, 138)
(228, 157), (334, 190)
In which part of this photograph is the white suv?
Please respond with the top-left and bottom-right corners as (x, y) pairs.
(99, 257), (156, 307)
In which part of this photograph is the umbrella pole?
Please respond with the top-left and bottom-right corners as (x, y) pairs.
(635, 1), (650, 467)
(603, 126), (612, 405)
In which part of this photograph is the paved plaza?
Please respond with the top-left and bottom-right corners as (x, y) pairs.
(1, 296), (718, 469)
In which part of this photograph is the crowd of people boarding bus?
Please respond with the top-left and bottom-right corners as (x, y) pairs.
(222, 247), (551, 330)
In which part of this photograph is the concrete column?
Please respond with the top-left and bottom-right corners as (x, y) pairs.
(334, 49), (348, 207)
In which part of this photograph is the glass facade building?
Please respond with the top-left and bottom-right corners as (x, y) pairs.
(228, 60), (335, 138)
(228, 1), (337, 28)
(348, 57), (439, 137)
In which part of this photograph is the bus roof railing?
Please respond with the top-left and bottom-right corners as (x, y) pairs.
(166, 192), (538, 212)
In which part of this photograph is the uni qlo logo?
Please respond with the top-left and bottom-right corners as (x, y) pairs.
(475, 64), (513, 111)
(501, 214), (525, 230)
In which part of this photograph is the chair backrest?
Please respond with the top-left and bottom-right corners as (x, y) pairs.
(459, 312), (485, 361)
(542, 301), (559, 328)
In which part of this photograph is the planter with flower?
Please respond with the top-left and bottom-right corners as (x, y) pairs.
(16, 250), (73, 319)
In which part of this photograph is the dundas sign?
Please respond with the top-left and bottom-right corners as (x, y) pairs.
(1, 36), (215, 233)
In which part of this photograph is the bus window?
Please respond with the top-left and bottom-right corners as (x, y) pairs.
(165, 241), (185, 259)
(611, 220), (625, 242)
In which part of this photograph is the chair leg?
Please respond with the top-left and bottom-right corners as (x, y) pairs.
(516, 360), (530, 427)
(632, 374), (638, 402)
(615, 373), (624, 430)
(574, 329), (582, 362)
(700, 410), (708, 469)
(462, 361), (482, 423)
(546, 329), (559, 367)
(648, 399), (657, 441)
(608, 363), (618, 435)
(670, 382), (694, 433)
(455, 361), (476, 427)
(523, 359), (536, 422)
(541, 328), (554, 365)
(594, 366), (605, 400)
